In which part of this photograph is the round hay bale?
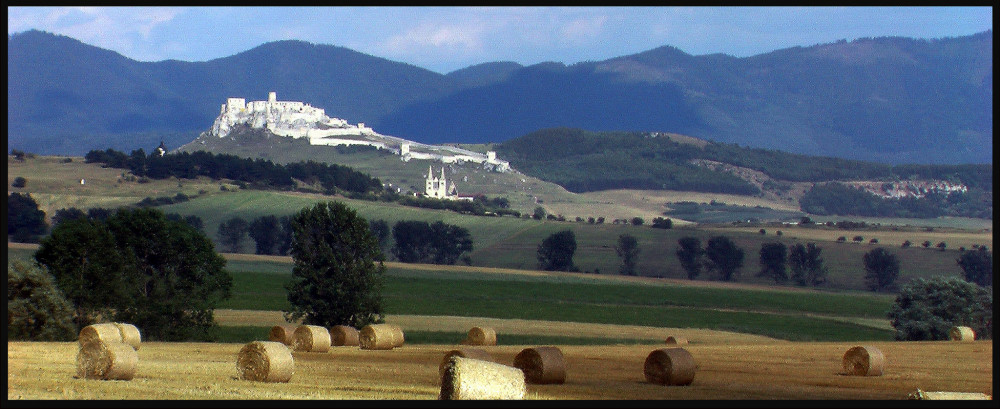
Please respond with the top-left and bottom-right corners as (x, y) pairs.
(236, 341), (294, 383)
(466, 327), (497, 346)
(359, 324), (396, 350)
(948, 326), (975, 342)
(389, 324), (405, 347)
(79, 323), (123, 347)
(113, 323), (142, 350)
(439, 356), (525, 400)
(512, 346), (566, 385)
(268, 324), (298, 346)
(330, 325), (360, 346)
(76, 340), (138, 380)
(439, 348), (495, 377)
(292, 325), (331, 353)
(664, 336), (688, 345)
(644, 348), (696, 386)
(842, 345), (885, 376)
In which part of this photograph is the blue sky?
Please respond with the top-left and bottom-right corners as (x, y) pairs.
(7, 6), (993, 74)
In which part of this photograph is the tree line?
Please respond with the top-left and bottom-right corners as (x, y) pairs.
(84, 148), (383, 195)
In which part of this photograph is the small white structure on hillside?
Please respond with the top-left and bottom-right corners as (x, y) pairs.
(424, 166), (474, 201)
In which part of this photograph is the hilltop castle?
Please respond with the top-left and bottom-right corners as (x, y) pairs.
(204, 92), (512, 173)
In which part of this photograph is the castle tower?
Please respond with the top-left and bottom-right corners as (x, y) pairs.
(400, 143), (410, 156)
(268, 92), (277, 103)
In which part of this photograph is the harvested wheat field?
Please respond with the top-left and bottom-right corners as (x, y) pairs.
(8, 339), (991, 400)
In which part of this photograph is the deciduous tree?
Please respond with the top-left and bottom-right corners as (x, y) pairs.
(888, 277), (992, 341)
(863, 247), (900, 292)
(285, 202), (385, 328)
(537, 230), (577, 271)
(704, 236), (744, 282)
(757, 242), (788, 284)
(676, 237), (703, 280)
(615, 234), (640, 276)
(957, 246), (992, 287)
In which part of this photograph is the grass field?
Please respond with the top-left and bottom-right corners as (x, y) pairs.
(8, 340), (992, 400)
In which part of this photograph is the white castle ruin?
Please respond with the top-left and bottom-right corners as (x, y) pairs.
(209, 92), (511, 172)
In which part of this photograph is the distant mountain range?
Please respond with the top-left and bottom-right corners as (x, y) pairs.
(7, 29), (992, 164)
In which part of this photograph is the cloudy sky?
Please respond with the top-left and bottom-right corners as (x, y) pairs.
(7, 6), (993, 74)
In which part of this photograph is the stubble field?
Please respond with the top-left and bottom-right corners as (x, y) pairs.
(8, 338), (991, 400)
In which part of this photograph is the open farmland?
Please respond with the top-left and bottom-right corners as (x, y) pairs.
(8, 340), (991, 400)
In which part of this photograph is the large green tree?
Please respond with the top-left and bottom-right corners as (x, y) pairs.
(285, 201), (386, 329)
(788, 243), (828, 287)
(217, 216), (249, 253)
(863, 248), (900, 292)
(391, 220), (473, 265)
(7, 192), (48, 243)
(704, 236), (744, 282)
(957, 246), (992, 287)
(537, 230), (577, 272)
(34, 218), (125, 329)
(7, 261), (77, 341)
(888, 277), (992, 341)
(428, 221), (474, 265)
(676, 237), (703, 280)
(104, 208), (232, 341)
(757, 242), (788, 284)
(248, 215), (282, 255)
(615, 234), (641, 276)
(35, 208), (231, 341)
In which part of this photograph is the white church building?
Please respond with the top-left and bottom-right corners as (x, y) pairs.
(424, 166), (473, 201)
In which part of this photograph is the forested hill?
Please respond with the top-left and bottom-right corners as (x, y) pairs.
(495, 128), (993, 195)
(8, 30), (992, 165)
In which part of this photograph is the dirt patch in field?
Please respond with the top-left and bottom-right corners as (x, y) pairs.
(8, 340), (991, 400)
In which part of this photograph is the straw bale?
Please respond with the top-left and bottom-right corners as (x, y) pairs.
(360, 324), (396, 350)
(948, 326), (976, 342)
(76, 340), (138, 380)
(644, 348), (696, 386)
(908, 389), (992, 400)
(465, 327), (497, 346)
(78, 323), (123, 347)
(439, 356), (525, 400)
(439, 348), (495, 377)
(512, 346), (566, 384)
(292, 325), (332, 353)
(842, 345), (885, 376)
(389, 324), (405, 347)
(664, 336), (688, 345)
(236, 341), (294, 383)
(113, 323), (142, 350)
(330, 325), (360, 346)
(268, 324), (298, 346)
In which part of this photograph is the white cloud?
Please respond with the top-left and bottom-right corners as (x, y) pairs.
(382, 21), (485, 54)
(559, 15), (608, 43)
(9, 7), (183, 60)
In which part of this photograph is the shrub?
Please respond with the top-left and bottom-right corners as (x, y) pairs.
(12, 176), (26, 188)
(888, 277), (992, 341)
(7, 261), (77, 341)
